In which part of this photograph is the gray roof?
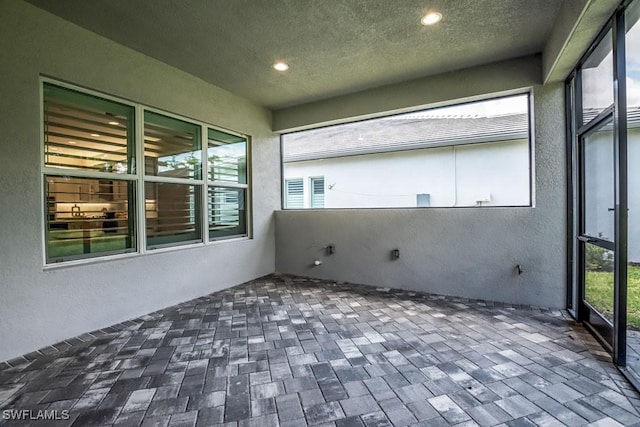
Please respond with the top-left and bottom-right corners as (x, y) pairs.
(283, 113), (530, 162)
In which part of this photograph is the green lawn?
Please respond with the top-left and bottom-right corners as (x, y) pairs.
(585, 264), (640, 329)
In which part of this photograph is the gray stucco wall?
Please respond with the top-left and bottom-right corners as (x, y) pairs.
(272, 55), (542, 132)
(275, 83), (567, 308)
(0, 1), (279, 362)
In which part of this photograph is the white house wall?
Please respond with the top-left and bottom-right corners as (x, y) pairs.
(0, 1), (280, 362)
(632, 135), (640, 263)
(583, 129), (615, 243)
(583, 127), (640, 263)
(283, 139), (529, 209)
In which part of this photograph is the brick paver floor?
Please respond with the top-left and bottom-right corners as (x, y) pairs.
(1, 274), (640, 426)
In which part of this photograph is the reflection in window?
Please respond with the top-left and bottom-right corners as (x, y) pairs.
(144, 112), (202, 179)
(45, 176), (135, 262)
(208, 187), (247, 239)
(208, 129), (247, 183)
(145, 182), (202, 248)
(626, 0), (640, 266)
(626, 0), (640, 381)
(585, 243), (614, 324)
(583, 124), (615, 241)
(43, 83), (135, 174)
(581, 30), (614, 124)
(207, 128), (249, 241)
(42, 81), (250, 263)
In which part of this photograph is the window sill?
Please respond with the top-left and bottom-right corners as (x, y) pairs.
(42, 235), (251, 270)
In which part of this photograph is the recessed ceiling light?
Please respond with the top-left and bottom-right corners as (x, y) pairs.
(108, 121), (120, 126)
(421, 11), (442, 26)
(68, 141), (77, 144)
(273, 62), (289, 71)
(91, 133), (101, 137)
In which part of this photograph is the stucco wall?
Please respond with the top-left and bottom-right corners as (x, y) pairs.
(0, 1), (279, 362)
(275, 83), (567, 308)
(272, 55), (542, 132)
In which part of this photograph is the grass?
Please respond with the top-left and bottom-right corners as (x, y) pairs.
(586, 264), (640, 329)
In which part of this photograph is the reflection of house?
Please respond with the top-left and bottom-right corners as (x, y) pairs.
(583, 108), (640, 262)
(284, 111), (530, 209)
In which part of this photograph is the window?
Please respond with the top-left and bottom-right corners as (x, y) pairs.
(581, 30), (613, 124)
(144, 112), (202, 249)
(282, 93), (532, 209)
(285, 178), (304, 209)
(42, 81), (250, 264)
(310, 177), (325, 208)
(207, 129), (248, 239)
(43, 84), (136, 262)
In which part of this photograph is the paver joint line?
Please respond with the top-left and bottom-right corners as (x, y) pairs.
(0, 273), (639, 427)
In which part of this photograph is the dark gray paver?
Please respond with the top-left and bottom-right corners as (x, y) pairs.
(0, 273), (639, 426)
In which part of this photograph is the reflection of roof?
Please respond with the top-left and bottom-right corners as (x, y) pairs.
(581, 107), (640, 131)
(283, 113), (529, 162)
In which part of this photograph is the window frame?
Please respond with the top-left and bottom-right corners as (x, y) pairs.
(206, 127), (250, 241)
(309, 176), (325, 209)
(40, 77), (252, 267)
(142, 108), (205, 250)
(280, 90), (534, 210)
(284, 177), (304, 209)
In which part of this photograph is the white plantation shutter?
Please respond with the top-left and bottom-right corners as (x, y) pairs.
(310, 177), (325, 208)
(285, 179), (304, 209)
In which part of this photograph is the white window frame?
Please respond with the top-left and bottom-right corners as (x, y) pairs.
(206, 126), (250, 241)
(40, 77), (251, 267)
(142, 107), (205, 250)
(310, 176), (325, 208)
(284, 177), (304, 209)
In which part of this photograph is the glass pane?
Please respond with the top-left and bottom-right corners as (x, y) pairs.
(144, 112), (201, 179)
(581, 30), (614, 124)
(208, 128), (247, 184)
(584, 243), (614, 323)
(43, 84), (134, 174)
(583, 124), (615, 241)
(145, 182), (202, 248)
(282, 94), (530, 208)
(627, 0), (640, 380)
(310, 177), (325, 208)
(208, 187), (247, 240)
(45, 176), (135, 261)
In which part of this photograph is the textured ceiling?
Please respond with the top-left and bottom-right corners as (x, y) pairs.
(27, 0), (564, 109)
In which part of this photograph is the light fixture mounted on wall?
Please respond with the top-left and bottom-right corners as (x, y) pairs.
(421, 11), (442, 26)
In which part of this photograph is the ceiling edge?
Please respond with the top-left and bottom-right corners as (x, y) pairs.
(272, 55), (542, 133)
(543, 0), (620, 84)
